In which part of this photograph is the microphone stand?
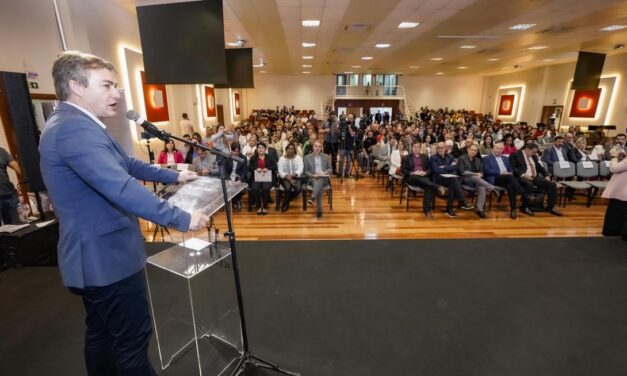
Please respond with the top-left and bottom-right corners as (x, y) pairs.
(140, 124), (299, 376)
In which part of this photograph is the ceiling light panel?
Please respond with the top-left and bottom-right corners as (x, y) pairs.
(302, 64), (312, 67)
(528, 45), (549, 50)
(302, 42), (316, 47)
(302, 20), (320, 27)
(460, 45), (477, 49)
(375, 43), (391, 48)
(600, 25), (627, 31)
(430, 57), (443, 61)
(510, 24), (536, 30)
(361, 56), (373, 60)
(398, 22), (419, 29)
(302, 56), (314, 59)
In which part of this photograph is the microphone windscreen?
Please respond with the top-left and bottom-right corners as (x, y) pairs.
(126, 110), (140, 122)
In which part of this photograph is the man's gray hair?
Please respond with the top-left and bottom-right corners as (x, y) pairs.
(52, 50), (117, 101)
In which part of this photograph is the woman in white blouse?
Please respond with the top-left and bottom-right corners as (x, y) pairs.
(277, 143), (304, 212)
(389, 139), (408, 176)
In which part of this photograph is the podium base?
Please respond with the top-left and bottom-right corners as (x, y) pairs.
(228, 353), (300, 376)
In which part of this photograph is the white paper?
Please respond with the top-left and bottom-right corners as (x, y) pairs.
(176, 163), (189, 171)
(558, 161), (571, 169)
(0, 224), (30, 233)
(254, 170), (272, 182)
(440, 174), (459, 178)
(581, 161), (594, 169)
(604, 160), (612, 167)
(35, 220), (56, 228)
(178, 237), (211, 251)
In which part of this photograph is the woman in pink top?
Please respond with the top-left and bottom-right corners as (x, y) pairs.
(157, 140), (184, 165)
(502, 133), (517, 156)
(602, 155), (627, 241)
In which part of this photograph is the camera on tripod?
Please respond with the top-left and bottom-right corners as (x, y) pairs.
(141, 131), (157, 140)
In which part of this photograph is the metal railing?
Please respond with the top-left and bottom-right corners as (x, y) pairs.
(334, 85), (405, 98)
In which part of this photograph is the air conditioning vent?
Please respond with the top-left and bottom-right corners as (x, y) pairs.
(538, 26), (576, 34)
(344, 23), (370, 32)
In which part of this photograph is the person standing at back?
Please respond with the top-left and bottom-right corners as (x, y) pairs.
(39, 51), (209, 376)
(179, 112), (193, 135)
(0, 147), (22, 225)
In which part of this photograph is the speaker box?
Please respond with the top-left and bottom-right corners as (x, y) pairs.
(0, 217), (58, 267)
(0, 72), (47, 192)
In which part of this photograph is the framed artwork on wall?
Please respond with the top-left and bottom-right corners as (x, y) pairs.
(234, 91), (240, 115)
(140, 71), (169, 122)
(569, 89), (601, 118)
(204, 85), (216, 117)
(498, 94), (515, 116)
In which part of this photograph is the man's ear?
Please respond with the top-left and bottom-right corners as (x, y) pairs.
(68, 79), (83, 98)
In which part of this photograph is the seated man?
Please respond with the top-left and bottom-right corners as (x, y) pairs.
(303, 140), (332, 220)
(431, 142), (474, 218)
(192, 147), (217, 176)
(224, 141), (248, 211)
(401, 141), (438, 219)
(510, 144), (562, 216)
(458, 144), (497, 219)
(541, 135), (569, 173)
(483, 141), (534, 219)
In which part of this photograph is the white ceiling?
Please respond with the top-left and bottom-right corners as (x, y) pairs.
(116, 0), (627, 76)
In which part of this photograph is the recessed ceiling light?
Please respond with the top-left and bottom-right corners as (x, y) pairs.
(302, 56), (314, 59)
(361, 56), (373, 60)
(302, 20), (320, 27)
(351, 65), (361, 68)
(398, 22), (419, 29)
(375, 43), (391, 48)
(302, 42), (316, 48)
(510, 23), (536, 30)
(430, 57), (443, 61)
(436, 72), (445, 75)
(600, 25), (627, 31)
(260, 70), (267, 74)
(460, 45), (477, 49)
(302, 71), (311, 74)
(457, 66), (468, 69)
(253, 64), (264, 68)
(438, 35), (499, 39)
(394, 72), (403, 74)
(302, 64), (312, 68)
(344, 71), (353, 74)
(487, 58), (500, 61)
(528, 45), (549, 50)
(409, 65), (420, 69)
(226, 41), (244, 47)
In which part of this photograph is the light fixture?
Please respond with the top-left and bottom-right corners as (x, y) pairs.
(302, 56), (314, 59)
(460, 45), (477, 49)
(253, 64), (264, 68)
(457, 66), (468, 69)
(226, 40), (244, 47)
(302, 71), (311, 74)
(351, 65), (361, 68)
(430, 57), (443, 61)
(398, 22), (419, 29)
(438, 35), (499, 39)
(260, 70), (267, 74)
(409, 65), (420, 69)
(528, 45), (549, 50)
(375, 43), (391, 48)
(361, 56), (373, 60)
(302, 42), (316, 48)
(302, 64), (312, 68)
(436, 72), (445, 75)
(487, 58), (500, 61)
(344, 71), (353, 74)
(510, 23), (536, 30)
(600, 25), (627, 32)
(302, 20), (320, 27)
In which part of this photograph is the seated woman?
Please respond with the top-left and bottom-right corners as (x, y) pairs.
(248, 142), (276, 215)
(224, 141), (248, 211)
(479, 134), (494, 156)
(277, 143), (304, 212)
(157, 140), (184, 165)
(502, 133), (517, 156)
(458, 144), (497, 219)
(568, 136), (592, 163)
(389, 138), (408, 176)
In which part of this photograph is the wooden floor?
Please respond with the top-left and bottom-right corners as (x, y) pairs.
(141, 173), (607, 241)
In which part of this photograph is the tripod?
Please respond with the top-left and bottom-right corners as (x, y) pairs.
(138, 124), (299, 376)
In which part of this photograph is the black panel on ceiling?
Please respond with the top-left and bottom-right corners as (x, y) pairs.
(214, 48), (255, 88)
(571, 51), (606, 90)
(136, 0), (228, 85)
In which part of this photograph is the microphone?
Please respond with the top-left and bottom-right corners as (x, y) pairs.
(126, 110), (170, 142)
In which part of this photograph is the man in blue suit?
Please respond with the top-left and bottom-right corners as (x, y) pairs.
(39, 51), (209, 376)
(541, 136), (569, 173)
(483, 141), (533, 219)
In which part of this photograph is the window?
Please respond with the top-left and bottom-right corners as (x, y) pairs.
(362, 74), (372, 86)
(336, 74), (346, 86)
(374, 75), (384, 86)
(348, 74), (359, 86)
(384, 74), (397, 86)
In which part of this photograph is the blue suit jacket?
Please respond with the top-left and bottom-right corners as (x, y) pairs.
(482, 153), (513, 184)
(541, 146), (568, 169)
(39, 102), (191, 288)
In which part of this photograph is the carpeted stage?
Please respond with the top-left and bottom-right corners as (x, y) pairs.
(1, 237), (626, 375)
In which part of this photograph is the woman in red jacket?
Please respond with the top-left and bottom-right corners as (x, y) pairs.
(157, 140), (184, 165)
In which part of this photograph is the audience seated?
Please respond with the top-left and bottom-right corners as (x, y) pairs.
(248, 142), (277, 215)
(157, 139), (184, 165)
(278, 143), (304, 212)
(303, 141), (332, 220)
(458, 144), (497, 218)
(191, 147), (217, 176)
(431, 142), (474, 217)
(224, 141), (248, 211)
(401, 141), (438, 218)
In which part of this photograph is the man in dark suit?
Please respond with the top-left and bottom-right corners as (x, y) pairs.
(401, 141), (438, 219)
(510, 145), (562, 216)
(541, 136), (569, 172)
(431, 142), (474, 218)
(39, 51), (209, 376)
(483, 141), (534, 219)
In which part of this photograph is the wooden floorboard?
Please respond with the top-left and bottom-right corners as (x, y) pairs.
(141, 174), (607, 241)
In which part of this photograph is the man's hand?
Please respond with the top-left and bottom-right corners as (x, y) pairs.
(178, 170), (199, 183)
(500, 171), (511, 175)
(523, 174), (533, 181)
(189, 210), (209, 232)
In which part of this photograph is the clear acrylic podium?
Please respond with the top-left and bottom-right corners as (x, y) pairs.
(145, 177), (248, 375)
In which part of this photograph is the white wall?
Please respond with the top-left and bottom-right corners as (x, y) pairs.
(402, 75), (486, 111)
(482, 52), (627, 136)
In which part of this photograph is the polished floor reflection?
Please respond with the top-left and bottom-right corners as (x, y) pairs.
(141, 175), (606, 241)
